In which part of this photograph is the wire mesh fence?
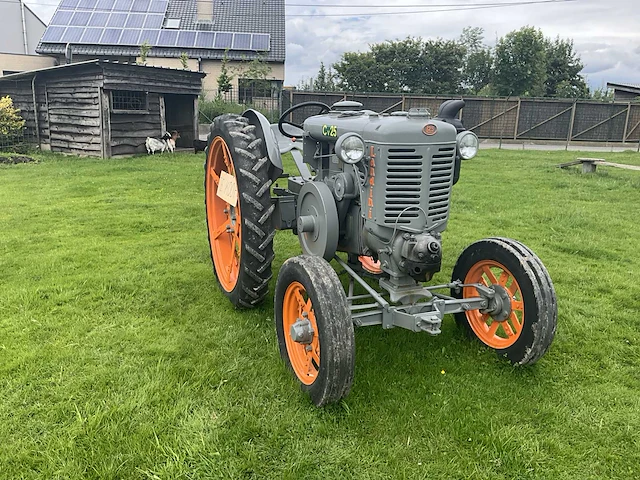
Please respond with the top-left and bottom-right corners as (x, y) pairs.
(283, 90), (640, 148)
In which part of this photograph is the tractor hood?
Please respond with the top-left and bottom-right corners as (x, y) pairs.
(304, 110), (458, 146)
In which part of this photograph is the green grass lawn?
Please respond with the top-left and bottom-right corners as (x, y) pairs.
(1, 148), (639, 479)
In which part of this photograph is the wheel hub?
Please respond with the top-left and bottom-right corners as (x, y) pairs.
(289, 318), (315, 344)
(481, 284), (513, 321)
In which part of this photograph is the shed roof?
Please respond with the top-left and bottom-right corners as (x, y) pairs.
(0, 59), (205, 92)
(36, 0), (285, 63)
(606, 82), (640, 94)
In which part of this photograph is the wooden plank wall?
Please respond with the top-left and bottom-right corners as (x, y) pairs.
(109, 92), (163, 156)
(45, 73), (102, 156)
(0, 80), (49, 147)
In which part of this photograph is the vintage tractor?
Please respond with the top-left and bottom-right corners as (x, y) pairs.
(204, 100), (557, 406)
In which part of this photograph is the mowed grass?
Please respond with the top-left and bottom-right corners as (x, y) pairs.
(1, 148), (639, 479)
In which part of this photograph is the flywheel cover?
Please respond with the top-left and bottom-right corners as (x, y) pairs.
(297, 182), (339, 260)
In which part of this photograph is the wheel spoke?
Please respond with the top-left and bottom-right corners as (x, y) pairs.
(487, 321), (500, 337)
(210, 168), (220, 185)
(508, 281), (520, 296)
(509, 312), (521, 332)
(512, 300), (524, 311)
(482, 266), (499, 285)
(502, 320), (514, 337)
(212, 221), (232, 239)
(294, 290), (306, 309)
(498, 271), (510, 286)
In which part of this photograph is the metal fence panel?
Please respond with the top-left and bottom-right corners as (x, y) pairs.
(283, 91), (640, 145)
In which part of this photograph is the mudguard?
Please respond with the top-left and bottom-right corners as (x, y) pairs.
(243, 109), (284, 182)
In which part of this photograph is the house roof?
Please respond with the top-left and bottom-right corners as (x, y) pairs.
(606, 82), (640, 94)
(36, 0), (285, 63)
(0, 59), (205, 83)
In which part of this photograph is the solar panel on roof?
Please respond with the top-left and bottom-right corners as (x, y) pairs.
(88, 12), (109, 26)
(158, 30), (178, 47)
(114, 0), (131, 12)
(81, 28), (104, 43)
(96, 0), (113, 10)
(132, 0), (151, 12)
(41, 26), (66, 43)
(143, 15), (164, 29)
(251, 34), (270, 51)
(62, 26), (84, 42)
(214, 32), (233, 49)
(177, 31), (196, 48)
(196, 31), (215, 48)
(140, 29), (160, 45)
(125, 14), (145, 28)
(78, 0), (97, 9)
(107, 13), (127, 27)
(120, 29), (141, 45)
(51, 10), (73, 26)
(233, 33), (251, 50)
(149, 1), (169, 13)
(70, 11), (91, 26)
(101, 28), (122, 44)
(60, 0), (79, 7)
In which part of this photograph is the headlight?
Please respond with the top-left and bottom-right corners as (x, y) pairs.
(335, 133), (365, 164)
(457, 131), (479, 160)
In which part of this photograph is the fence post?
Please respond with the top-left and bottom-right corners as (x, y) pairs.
(513, 98), (521, 140)
(401, 94), (405, 111)
(566, 100), (577, 151)
(623, 102), (631, 143)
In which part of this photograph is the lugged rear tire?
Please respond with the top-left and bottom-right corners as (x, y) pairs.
(204, 114), (275, 308)
(451, 237), (557, 366)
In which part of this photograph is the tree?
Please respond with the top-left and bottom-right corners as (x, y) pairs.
(494, 27), (548, 97)
(545, 37), (589, 98)
(313, 62), (337, 91)
(333, 37), (464, 94)
(216, 50), (233, 95)
(459, 27), (493, 94)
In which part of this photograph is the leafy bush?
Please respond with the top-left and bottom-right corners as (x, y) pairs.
(198, 97), (279, 124)
(0, 96), (25, 137)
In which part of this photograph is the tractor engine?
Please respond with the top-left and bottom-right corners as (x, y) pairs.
(290, 101), (478, 284)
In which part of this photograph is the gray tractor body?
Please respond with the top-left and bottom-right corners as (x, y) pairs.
(270, 104), (461, 286)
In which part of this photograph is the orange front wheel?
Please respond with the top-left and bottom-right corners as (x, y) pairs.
(275, 255), (355, 406)
(451, 237), (557, 366)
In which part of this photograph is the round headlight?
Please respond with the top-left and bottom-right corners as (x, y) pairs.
(335, 134), (365, 164)
(457, 131), (479, 160)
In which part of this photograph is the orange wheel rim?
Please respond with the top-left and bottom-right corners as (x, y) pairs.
(463, 260), (524, 349)
(282, 281), (320, 385)
(206, 136), (241, 292)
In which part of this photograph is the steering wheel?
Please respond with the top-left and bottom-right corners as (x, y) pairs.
(278, 101), (331, 139)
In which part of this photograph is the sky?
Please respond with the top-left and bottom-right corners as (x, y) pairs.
(26, 0), (640, 91)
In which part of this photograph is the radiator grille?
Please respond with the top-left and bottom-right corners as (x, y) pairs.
(428, 145), (455, 224)
(380, 144), (455, 230)
(384, 148), (423, 224)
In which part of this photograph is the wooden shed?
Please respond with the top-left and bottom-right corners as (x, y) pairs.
(0, 60), (205, 157)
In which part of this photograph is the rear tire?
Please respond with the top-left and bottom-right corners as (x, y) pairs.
(451, 237), (557, 365)
(204, 114), (275, 308)
(275, 256), (355, 406)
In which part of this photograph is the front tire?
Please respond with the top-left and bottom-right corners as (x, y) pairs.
(204, 114), (275, 308)
(275, 256), (355, 406)
(451, 237), (557, 365)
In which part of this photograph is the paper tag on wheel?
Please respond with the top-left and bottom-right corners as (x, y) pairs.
(216, 170), (238, 206)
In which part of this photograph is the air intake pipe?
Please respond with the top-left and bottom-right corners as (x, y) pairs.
(436, 100), (466, 133)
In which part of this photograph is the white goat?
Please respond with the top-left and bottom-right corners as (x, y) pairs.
(145, 132), (174, 155)
(166, 131), (180, 153)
